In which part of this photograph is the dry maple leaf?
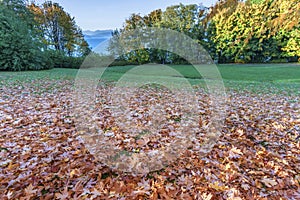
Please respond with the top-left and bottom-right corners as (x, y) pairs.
(261, 178), (278, 188)
(228, 197), (243, 200)
(201, 193), (213, 200)
(55, 187), (70, 200)
(24, 184), (37, 195)
(90, 188), (102, 198)
(6, 191), (14, 200)
(241, 183), (250, 191)
(209, 182), (228, 191)
(228, 146), (243, 159)
(165, 183), (175, 192)
(69, 168), (80, 178)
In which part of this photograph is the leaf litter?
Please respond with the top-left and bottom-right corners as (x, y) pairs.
(0, 79), (299, 199)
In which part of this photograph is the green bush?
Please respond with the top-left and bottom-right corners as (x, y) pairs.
(268, 58), (288, 64)
(47, 50), (84, 69)
(109, 59), (139, 66)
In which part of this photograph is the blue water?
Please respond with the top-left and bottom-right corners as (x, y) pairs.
(85, 38), (108, 49)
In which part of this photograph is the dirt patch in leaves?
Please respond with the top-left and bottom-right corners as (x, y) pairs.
(0, 79), (299, 199)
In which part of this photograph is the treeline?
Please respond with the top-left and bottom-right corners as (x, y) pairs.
(110, 0), (300, 64)
(1, 0), (299, 71)
(0, 0), (90, 71)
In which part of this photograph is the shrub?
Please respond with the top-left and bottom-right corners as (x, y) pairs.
(47, 50), (85, 69)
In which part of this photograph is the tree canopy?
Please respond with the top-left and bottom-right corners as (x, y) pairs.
(0, 0), (50, 70)
(29, 1), (90, 57)
(0, 0), (299, 71)
(0, 0), (90, 71)
(110, 0), (300, 64)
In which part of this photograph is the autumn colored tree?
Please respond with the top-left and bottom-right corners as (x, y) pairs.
(270, 0), (300, 61)
(110, 0), (300, 64)
(29, 1), (90, 57)
(206, 0), (300, 63)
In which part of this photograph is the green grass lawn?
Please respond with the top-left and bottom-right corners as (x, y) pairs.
(1, 63), (299, 94)
(218, 63), (300, 82)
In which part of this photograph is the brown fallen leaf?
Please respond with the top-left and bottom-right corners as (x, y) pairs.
(55, 187), (70, 200)
(261, 178), (278, 188)
(24, 184), (37, 196)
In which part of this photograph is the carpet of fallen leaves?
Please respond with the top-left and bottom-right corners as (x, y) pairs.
(0, 79), (300, 200)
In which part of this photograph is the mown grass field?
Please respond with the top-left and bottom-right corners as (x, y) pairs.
(1, 63), (300, 94)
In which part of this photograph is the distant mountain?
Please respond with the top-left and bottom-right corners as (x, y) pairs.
(83, 30), (113, 49)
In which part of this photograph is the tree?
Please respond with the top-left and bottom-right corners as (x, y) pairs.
(0, 0), (51, 71)
(206, 0), (300, 63)
(29, 1), (90, 57)
(270, 0), (300, 61)
(109, 0), (299, 64)
(109, 3), (208, 64)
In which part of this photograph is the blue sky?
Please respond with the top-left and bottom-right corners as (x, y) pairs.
(34, 0), (217, 31)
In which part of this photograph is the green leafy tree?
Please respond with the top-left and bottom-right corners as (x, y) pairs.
(0, 0), (52, 71)
(159, 4), (207, 64)
(109, 4), (208, 64)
